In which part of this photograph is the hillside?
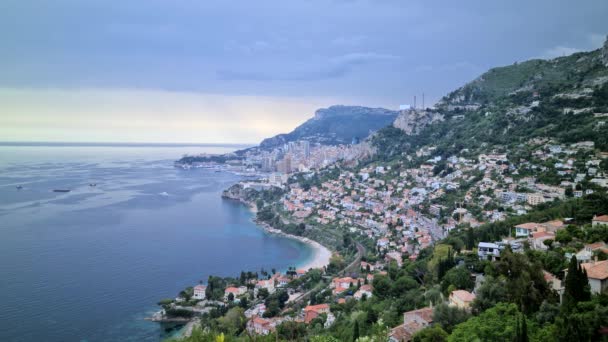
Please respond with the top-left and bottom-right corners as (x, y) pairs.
(259, 105), (398, 149)
(373, 36), (608, 161)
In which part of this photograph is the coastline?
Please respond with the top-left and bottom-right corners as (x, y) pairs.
(225, 195), (332, 271)
(256, 220), (332, 271)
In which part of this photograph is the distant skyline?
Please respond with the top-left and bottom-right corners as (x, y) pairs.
(1, 0), (607, 143)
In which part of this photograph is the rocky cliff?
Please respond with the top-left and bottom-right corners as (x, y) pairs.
(393, 109), (444, 135)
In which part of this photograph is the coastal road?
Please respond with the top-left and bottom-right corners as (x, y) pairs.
(287, 241), (365, 308)
(342, 242), (365, 276)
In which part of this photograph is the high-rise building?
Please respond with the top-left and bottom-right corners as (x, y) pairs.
(301, 140), (310, 158)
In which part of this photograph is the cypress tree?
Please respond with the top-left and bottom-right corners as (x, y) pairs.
(353, 320), (360, 342)
(521, 314), (528, 342)
(563, 256), (591, 311)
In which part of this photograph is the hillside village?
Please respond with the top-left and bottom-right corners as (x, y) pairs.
(164, 37), (608, 342)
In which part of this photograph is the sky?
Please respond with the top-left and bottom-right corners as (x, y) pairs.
(1, 0), (607, 144)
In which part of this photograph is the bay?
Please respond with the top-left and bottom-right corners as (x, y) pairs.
(0, 143), (314, 342)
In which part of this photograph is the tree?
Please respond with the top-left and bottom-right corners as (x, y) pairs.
(440, 266), (474, 293)
(257, 288), (269, 299)
(412, 325), (448, 342)
(217, 307), (246, 335)
(432, 303), (470, 333)
(372, 275), (392, 299)
(449, 303), (528, 341)
(491, 250), (550, 314)
(352, 320), (360, 342)
(277, 321), (307, 341)
(472, 276), (507, 313)
(562, 255), (591, 311)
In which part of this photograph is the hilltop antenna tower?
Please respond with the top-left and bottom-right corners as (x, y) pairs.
(422, 93), (425, 110)
(414, 95), (417, 109)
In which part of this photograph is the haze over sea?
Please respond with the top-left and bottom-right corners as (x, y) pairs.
(0, 143), (314, 342)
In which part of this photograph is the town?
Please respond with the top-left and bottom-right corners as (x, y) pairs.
(161, 134), (608, 341)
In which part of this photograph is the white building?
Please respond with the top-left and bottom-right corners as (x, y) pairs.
(478, 242), (501, 261)
(193, 284), (207, 300)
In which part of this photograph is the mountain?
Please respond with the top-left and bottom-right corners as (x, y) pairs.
(259, 105), (398, 149)
(373, 36), (608, 161)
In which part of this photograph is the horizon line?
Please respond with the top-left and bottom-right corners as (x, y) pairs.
(0, 141), (256, 148)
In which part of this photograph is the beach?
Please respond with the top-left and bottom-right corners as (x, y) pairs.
(223, 192), (332, 271)
(260, 223), (332, 271)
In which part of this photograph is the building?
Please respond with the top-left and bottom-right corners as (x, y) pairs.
(514, 222), (539, 237)
(530, 231), (555, 250)
(576, 242), (608, 262)
(353, 284), (373, 300)
(331, 277), (358, 294)
(224, 286), (247, 301)
(543, 271), (562, 292)
(579, 260), (608, 294)
(389, 307), (434, 342)
(592, 215), (608, 227)
(193, 284), (207, 300)
(477, 242), (501, 261)
(526, 193), (545, 206)
(247, 316), (275, 335)
(449, 290), (476, 310)
(256, 279), (276, 294)
(303, 304), (330, 324)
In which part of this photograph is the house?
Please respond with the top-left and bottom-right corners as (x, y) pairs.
(530, 231), (555, 250)
(331, 277), (358, 294)
(543, 271), (562, 292)
(449, 290), (476, 310)
(256, 279), (276, 294)
(303, 304), (330, 324)
(576, 242), (608, 262)
(478, 242), (501, 261)
(224, 286), (247, 301)
(245, 304), (266, 318)
(361, 261), (375, 272)
(247, 316), (274, 335)
(579, 260), (608, 294)
(389, 307), (434, 342)
(514, 222), (539, 237)
(193, 284), (207, 300)
(276, 276), (290, 287)
(592, 215), (608, 227)
(539, 220), (565, 233)
(295, 269), (307, 278)
(353, 285), (373, 300)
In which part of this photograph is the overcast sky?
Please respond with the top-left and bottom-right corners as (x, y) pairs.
(1, 0), (607, 143)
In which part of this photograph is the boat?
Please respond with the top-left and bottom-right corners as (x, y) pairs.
(16, 185), (23, 190)
(53, 189), (71, 193)
(89, 183), (97, 187)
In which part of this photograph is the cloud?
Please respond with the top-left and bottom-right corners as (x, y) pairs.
(538, 33), (606, 60)
(331, 35), (367, 46)
(414, 62), (481, 73)
(541, 46), (582, 59)
(217, 52), (400, 81)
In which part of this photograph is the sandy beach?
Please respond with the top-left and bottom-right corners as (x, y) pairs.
(257, 221), (332, 270)
(224, 195), (332, 271)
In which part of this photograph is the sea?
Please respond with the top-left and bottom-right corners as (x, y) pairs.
(0, 142), (314, 342)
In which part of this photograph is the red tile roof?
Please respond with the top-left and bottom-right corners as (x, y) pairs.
(451, 290), (476, 302)
(593, 215), (608, 222)
(581, 260), (608, 280)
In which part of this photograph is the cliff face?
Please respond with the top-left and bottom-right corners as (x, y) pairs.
(222, 183), (258, 204)
(393, 109), (444, 135)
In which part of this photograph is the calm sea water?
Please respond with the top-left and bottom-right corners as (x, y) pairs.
(0, 143), (313, 342)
